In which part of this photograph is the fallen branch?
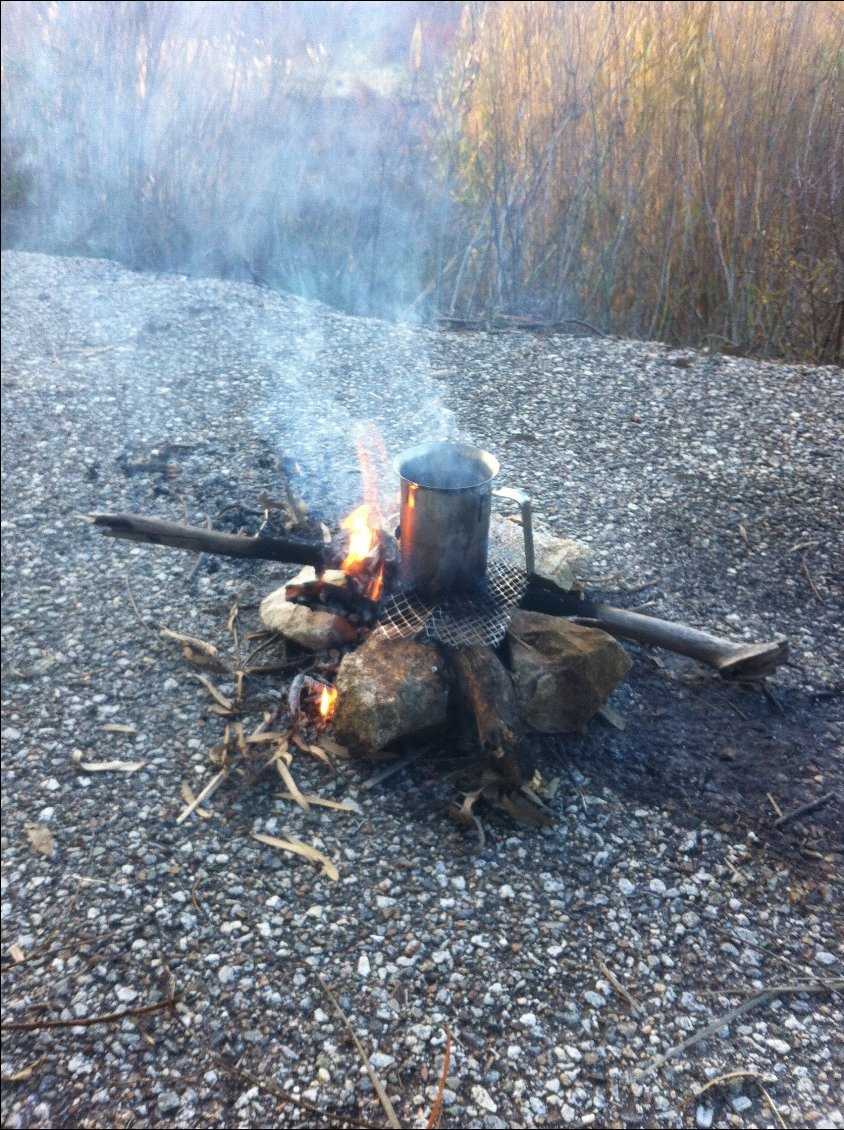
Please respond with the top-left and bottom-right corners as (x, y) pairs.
(773, 791), (837, 828)
(2, 994), (182, 1032)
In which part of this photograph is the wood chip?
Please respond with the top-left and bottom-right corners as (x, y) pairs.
(597, 703), (627, 731)
(24, 822), (54, 856)
(252, 832), (339, 881)
(9, 943), (26, 963)
(100, 723), (138, 734)
(79, 759), (144, 773)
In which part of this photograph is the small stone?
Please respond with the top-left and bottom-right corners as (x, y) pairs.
(157, 1091), (181, 1114)
(649, 878), (667, 894)
(357, 954), (371, 976)
(618, 877), (635, 896)
(766, 1037), (791, 1055)
(732, 1095), (753, 1113)
(471, 1084), (498, 1112)
(114, 985), (138, 1003)
(218, 964), (238, 985)
(816, 950), (837, 966)
(369, 1052), (394, 1069)
(695, 1105), (714, 1129)
(584, 990), (606, 1008)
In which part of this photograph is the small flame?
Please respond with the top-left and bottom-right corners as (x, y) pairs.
(319, 686), (337, 719)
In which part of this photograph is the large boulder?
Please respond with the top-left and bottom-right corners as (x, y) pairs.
(507, 610), (632, 733)
(333, 634), (449, 757)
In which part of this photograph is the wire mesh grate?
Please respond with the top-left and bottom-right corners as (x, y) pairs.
(375, 560), (528, 647)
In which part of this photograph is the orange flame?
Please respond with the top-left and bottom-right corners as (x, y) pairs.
(340, 504), (377, 570)
(319, 686), (337, 719)
(338, 427), (387, 601)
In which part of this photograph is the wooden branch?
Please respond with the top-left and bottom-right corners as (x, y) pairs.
(85, 513), (326, 568)
(445, 644), (535, 787)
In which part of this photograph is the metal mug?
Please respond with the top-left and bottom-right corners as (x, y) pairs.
(394, 441), (534, 597)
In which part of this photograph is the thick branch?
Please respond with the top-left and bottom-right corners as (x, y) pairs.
(85, 513), (327, 569)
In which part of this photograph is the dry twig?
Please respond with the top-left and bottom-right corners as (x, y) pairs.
(2, 994), (182, 1032)
(425, 1025), (452, 1129)
(695, 1069), (788, 1129)
(317, 974), (401, 1129)
(598, 957), (642, 1015)
(773, 791), (837, 828)
(637, 977), (843, 1076)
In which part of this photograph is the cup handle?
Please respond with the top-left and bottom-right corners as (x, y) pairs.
(492, 487), (535, 576)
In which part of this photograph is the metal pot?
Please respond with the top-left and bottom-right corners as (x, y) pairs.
(395, 441), (533, 597)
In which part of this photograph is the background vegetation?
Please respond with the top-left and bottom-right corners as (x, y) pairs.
(2, 1), (842, 361)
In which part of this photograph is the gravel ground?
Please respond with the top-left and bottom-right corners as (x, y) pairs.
(1, 251), (842, 1130)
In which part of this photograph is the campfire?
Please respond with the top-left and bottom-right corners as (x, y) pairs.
(87, 439), (789, 832)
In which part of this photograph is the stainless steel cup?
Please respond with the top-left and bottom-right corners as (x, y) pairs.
(395, 441), (533, 597)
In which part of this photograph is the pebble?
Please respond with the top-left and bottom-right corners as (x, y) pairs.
(618, 877), (635, 896)
(357, 954), (371, 976)
(695, 1104), (714, 1129)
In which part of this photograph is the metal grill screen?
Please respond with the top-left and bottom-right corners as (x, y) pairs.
(375, 560), (528, 647)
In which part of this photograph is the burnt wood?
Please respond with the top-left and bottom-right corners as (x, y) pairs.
(86, 512), (327, 569)
(443, 643), (536, 787)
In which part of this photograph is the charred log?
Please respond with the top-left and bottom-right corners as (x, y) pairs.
(442, 644), (536, 788)
(86, 512), (328, 569)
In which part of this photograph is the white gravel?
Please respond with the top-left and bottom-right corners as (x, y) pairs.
(2, 251), (842, 1129)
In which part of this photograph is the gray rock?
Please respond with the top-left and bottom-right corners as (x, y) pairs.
(507, 610), (632, 732)
(259, 585), (357, 650)
(333, 635), (449, 756)
(695, 1104), (714, 1129)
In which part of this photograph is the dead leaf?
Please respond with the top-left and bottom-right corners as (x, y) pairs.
(24, 822), (54, 857)
(273, 758), (312, 815)
(290, 732), (332, 764)
(193, 674), (235, 712)
(2, 1057), (45, 1083)
(79, 759), (144, 773)
(319, 737), (350, 759)
(9, 943), (26, 963)
(180, 782), (211, 819)
(252, 832), (339, 881)
(277, 793), (362, 814)
(101, 723), (138, 735)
